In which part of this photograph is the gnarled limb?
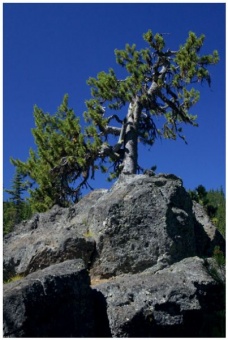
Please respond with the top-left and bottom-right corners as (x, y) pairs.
(103, 126), (122, 136)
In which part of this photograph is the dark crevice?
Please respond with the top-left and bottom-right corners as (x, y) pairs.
(91, 289), (112, 337)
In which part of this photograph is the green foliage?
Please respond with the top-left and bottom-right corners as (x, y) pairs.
(189, 185), (225, 237)
(3, 201), (17, 235)
(84, 29), (219, 170)
(10, 30), (219, 211)
(11, 95), (101, 212)
(190, 190), (225, 336)
(207, 188), (226, 237)
(176, 31), (219, 85)
(3, 200), (32, 235)
(190, 184), (208, 206)
(4, 168), (26, 223)
(3, 168), (33, 234)
(213, 246), (225, 267)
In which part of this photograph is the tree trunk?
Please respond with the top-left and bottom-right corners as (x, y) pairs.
(122, 98), (141, 174)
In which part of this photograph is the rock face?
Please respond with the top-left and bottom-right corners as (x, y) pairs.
(89, 174), (197, 277)
(3, 173), (225, 337)
(4, 174), (224, 281)
(93, 256), (225, 337)
(3, 190), (106, 281)
(3, 259), (94, 337)
(193, 200), (225, 256)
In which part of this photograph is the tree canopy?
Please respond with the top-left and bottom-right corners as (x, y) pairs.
(11, 29), (219, 211)
(11, 96), (101, 211)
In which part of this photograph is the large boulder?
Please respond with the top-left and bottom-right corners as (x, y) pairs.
(3, 173), (225, 337)
(92, 256), (225, 337)
(3, 173), (224, 281)
(88, 174), (224, 277)
(3, 259), (95, 337)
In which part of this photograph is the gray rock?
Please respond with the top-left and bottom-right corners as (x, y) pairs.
(193, 200), (225, 256)
(92, 256), (225, 337)
(3, 191), (107, 281)
(3, 259), (94, 337)
(3, 174), (225, 337)
(89, 174), (197, 277)
(4, 174), (225, 282)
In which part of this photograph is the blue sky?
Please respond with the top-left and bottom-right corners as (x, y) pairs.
(3, 3), (226, 200)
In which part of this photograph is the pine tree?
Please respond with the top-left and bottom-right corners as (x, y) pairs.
(3, 201), (17, 235)
(4, 167), (25, 224)
(84, 30), (219, 178)
(11, 30), (219, 211)
(3, 200), (32, 235)
(3, 168), (33, 234)
(11, 95), (100, 212)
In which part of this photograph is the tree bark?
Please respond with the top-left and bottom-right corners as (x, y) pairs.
(122, 98), (141, 174)
(120, 54), (174, 175)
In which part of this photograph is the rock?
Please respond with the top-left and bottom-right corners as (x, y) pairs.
(3, 190), (107, 281)
(4, 174), (225, 282)
(193, 200), (225, 256)
(3, 173), (225, 337)
(89, 174), (197, 277)
(92, 256), (225, 337)
(3, 259), (94, 337)
(143, 169), (155, 176)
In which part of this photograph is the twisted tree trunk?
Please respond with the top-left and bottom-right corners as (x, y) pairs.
(122, 98), (141, 174)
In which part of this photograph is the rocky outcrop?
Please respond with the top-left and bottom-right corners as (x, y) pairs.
(4, 257), (224, 338)
(4, 174), (224, 281)
(3, 173), (225, 337)
(89, 173), (197, 277)
(92, 256), (225, 337)
(3, 190), (106, 281)
(3, 259), (94, 337)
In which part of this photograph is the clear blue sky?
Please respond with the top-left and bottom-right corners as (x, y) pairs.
(3, 3), (225, 200)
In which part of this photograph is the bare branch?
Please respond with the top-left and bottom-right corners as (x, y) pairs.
(104, 126), (122, 136)
(107, 114), (123, 124)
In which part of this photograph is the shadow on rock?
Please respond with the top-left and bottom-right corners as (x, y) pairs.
(92, 289), (112, 337)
